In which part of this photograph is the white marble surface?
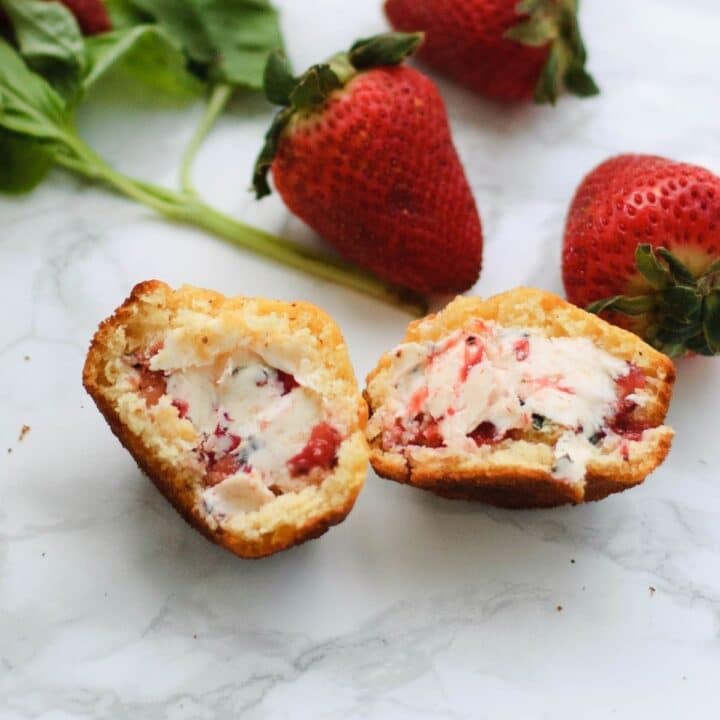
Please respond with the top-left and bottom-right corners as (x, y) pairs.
(2, 1), (720, 717)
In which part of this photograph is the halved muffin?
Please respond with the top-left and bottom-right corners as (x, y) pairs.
(84, 281), (368, 557)
(365, 288), (675, 507)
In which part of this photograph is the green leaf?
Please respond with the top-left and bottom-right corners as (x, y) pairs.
(252, 107), (290, 198)
(505, 17), (557, 47)
(697, 261), (720, 295)
(656, 247), (696, 286)
(703, 291), (720, 354)
(104, 0), (149, 29)
(659, 285), (703, 321)
(563, 63), (600, 97)
(587, 293), (656, 316)
(129, 0), (283, 89)
(0, 38), (70, 140)
(0, 0), (86, 101)
(656, 323), (704, 344)
(534, 42), (560, 104)
(684, 332), (713, 357)
(84, 25), (203, 98)
(349, 32), (423, 70)
(516, 0), (599, 103)
(0, 129), (54, 194)
(289, 64), (341, 110)
(516, 0), (543, 13)
(263, 49), (295, 106)
(635, 244), (671, 290)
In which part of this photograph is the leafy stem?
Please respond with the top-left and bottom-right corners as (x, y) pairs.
(53, 128), (427, 316)
(180, 82), (233, 197)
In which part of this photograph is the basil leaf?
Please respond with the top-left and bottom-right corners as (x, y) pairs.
(129, 0), (283, 89)
(103, 0), (149, 30)
(0, 129), (54, 193)
(0, 39), (70, 140)
(0, 0), (86, 101)
(84, 25), (203, 98)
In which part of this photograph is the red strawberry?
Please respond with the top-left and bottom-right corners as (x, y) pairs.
(253, 33), (483, 295)
(563, 155), (720, 357)
(385, 0), (598, 104)
(59, 0), (111, 35)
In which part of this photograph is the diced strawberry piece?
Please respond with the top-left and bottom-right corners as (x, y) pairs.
(610, 407), (650, 439)
(137, 367), (166, 406)
(205, 455), (242, 487)
(288, 423), (342, 477)
(147, 339), (164, 357)
(211, 423), (242, 453)
(420, 419), (444, 447)
(609, 364), (650, 438)
(172, 399), (189, 419)
(616, 364), (646, 398)
(514, 338), (530, 361)
(469, 421), (503, 446)
(277, 370), (299, 395)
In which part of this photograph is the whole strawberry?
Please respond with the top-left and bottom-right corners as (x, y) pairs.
(253, 33), (483, 295)
(563, 155), (720, 357)
(385, 0), (598, 104)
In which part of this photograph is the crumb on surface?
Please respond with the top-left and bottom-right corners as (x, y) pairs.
(6, 448), (11, 454)
(556, 605), (563, 612)
(19, 425), (30, 442)
(570, 558), (575, 564)
(24, 355), (30, 361)
(649, 586), (656, 594)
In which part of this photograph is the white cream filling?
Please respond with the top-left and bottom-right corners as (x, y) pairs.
(147, 340), (329, 519)
(373, 322), (649, 486)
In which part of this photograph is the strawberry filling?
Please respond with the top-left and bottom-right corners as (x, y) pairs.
(608, 364), (650, 440)
(125, 344), (343, 510)
(374, 324), (656, 487)
(205, 455), (247, 487)
(136, 366), (166, 406)
(277, 370), (299, 395)
(514, 338), (530, 361)
(129, 342), (166, 406)
(288, 422), (342, 476)
(409, 414), (445, 448)
(469, 421), (503, 446)
(172, 398), (189, 418)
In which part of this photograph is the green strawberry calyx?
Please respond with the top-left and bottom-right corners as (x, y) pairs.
(505, 0), (599, 104)
(252, 32), (423, 199)
(587, 244), (720, 358)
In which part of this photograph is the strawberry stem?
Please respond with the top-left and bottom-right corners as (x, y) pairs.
(505, 0), (599, 104)
(53, 130), (428, 316)
(180, 82), (233, 198)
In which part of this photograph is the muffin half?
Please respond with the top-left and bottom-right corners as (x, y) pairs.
(84, 281), (368, 557)
(365, 288), (675, 507)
